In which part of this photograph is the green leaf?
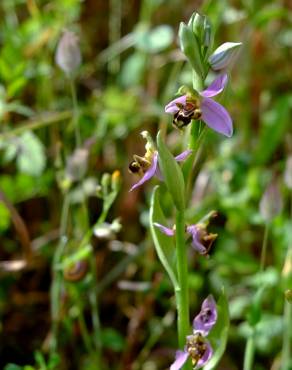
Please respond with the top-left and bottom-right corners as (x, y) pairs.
(4, 365), (23, 370)
(136, 25), (174, 53)
(16, 131), (46, 176)
(101, 328), (125, 352)
(149, 186), (178, 288)
(253, 95), (291, 165)
(178, 22), (204, 78)
(157, 131), (185, 210)
(246, 286), (266, 327)
(204, 289), (230, 370)
(0, 202), (11, 232)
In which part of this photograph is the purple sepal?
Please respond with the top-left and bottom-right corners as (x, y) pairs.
(186, 225), (207, 254)
(175, 149), (193, 162)
(201, 97), (233, 137)
(165, 95), (187, 114)
(196, 340), (213, 369)
(193, 295), (217, 336)
(153, 223), (175, 236)
(129, 152), (158, 191)
(170, 350), (189, 370)
(200, 74), (228, 98)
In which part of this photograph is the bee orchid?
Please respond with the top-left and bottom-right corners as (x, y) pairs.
(165, 74), (233, 137)
(154, 222), (217, 256)
(170, 295), (217, 370)
(129, 131), (192, 192)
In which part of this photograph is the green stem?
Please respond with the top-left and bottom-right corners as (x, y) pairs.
(243, 331), (255, 370)
(89, 251), (102, 368)
(175, 210), (190, 350)
(78, 307), (94, 353)
(282, 297), (292, 370)
(69, 78), (81, 147)
(50, 192), (70, 355)
(260, 223), (269, 272)
(0, 111), (72, 139)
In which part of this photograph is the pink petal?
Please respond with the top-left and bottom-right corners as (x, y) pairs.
(130, 152), (158, 191)
(201, 97), (233, 137)
(186, 225), (207, 254)
(193, 295), (217, 335)
(175, 149), (193, 162)
(200, 74), (228, 98)
(153, 223), (175, 236)
(170, 350), (189, 370)
(165, 95), (187, 114)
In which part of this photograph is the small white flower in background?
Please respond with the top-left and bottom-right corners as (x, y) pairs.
(260, 179), (283, 222)
(55, 30), (81, 75)
(209, 42), (242, 71)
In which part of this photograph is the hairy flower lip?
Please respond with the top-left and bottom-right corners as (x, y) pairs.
(165, 74), (233, 137)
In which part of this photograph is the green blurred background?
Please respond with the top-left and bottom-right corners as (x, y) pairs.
(0, 0), (291, 369)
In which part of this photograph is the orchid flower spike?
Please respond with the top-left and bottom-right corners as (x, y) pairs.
(129, 131), (192, 191)
(154, 222), (217, 256)
(165, 74), (233, 137)
(170, 295), (217, 370)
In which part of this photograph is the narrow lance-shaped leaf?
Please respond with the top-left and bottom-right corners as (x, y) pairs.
(203, 288), (230, 370)
(157, 131), (185, 211)
(149, 186), (178, 289)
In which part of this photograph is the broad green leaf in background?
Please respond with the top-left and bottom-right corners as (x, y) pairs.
(246, 286), (266, 327)
(157, 131), (185, 211)
(150, 185), (178, 288)
(136, 25), (174, 53)
(253, 95), (291, 165)
(16, 131), (46, 176)
(0, 202), (11, 232)
(101, 327), (125, 352)
(204, 289), (230, 370)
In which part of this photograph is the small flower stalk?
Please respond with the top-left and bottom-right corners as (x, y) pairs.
(170, 296), (217, 370)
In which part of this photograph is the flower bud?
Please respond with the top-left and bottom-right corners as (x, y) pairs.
(203, 17), (212, 48)
(101, 173), (111, 196)
(259, 180), (283, 221)
(284, 156), (292, 189)
(188, 12), (204, 39)
(111, 170), (121, 193)
(208, 42), (242, 71)
(66, 148), (88, 181)
(55, 30), (81, 75)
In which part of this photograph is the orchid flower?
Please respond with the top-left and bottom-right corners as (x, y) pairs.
(165, 74), (233, 137)
(154, 222), (217, 255)
(170, 295), (217, 370)
(129, 131), (192, 191)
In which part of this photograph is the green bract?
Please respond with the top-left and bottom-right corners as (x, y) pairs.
(149, 186), (178, 288)
(157, 131), (185, 211)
